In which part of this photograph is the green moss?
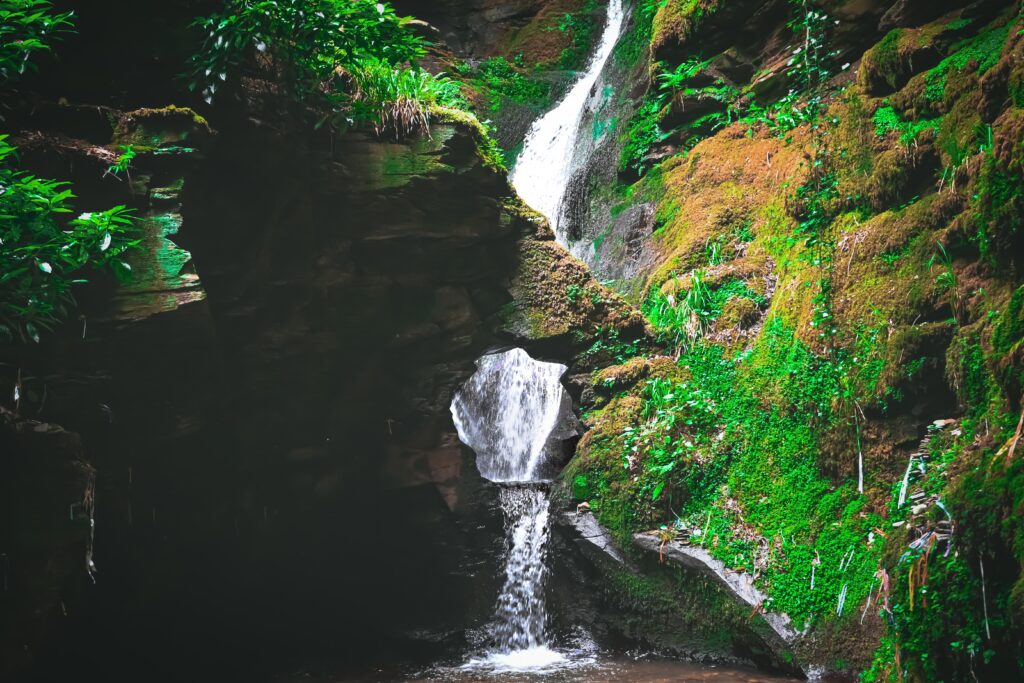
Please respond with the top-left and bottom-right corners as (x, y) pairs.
(864, 29), (904, 91)
(650, 0), (724, 52)
(613, 0), (657, 66)
(427, 105), (506, 170)
(993, 286), (1024, 357)
(467, 56), (550, 113)
(924, 19), (1012, 103)
(575, 319), (884, 628)
(113, 105), (212, 148)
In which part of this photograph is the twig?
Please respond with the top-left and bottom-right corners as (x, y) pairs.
(861, 578), (876, 624)
(980, 555), (992, 641)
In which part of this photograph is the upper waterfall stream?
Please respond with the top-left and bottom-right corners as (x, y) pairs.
(510, 0), (625, 241)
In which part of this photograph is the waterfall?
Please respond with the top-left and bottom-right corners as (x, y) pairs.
(493, 487), (553, 651)
(451, 348), (576, 671)
(510, 0), (626, 242)
(449, 1), (628, 669)
(451, 348), (574, 482)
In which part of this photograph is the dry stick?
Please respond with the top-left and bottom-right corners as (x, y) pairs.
(861, 578), (877, 624)
(980, 555), (992, 641)
(1006, 401), (1024, 461)
(855, 408), (864, 494)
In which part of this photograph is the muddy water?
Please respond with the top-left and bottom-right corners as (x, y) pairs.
(297, 658), (801, 683)
(414, 660), (798, 682)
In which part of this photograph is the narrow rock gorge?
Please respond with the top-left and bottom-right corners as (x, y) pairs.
(1, 1), (1022, 682)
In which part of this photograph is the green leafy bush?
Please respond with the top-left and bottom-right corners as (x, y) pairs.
(1, 4), (138, 344)
(0, 137), (136, 342)
(190, 0), (461, 137)
(190, 0), (424, 101)
(340, 57), (464, 137)
(0, 0), (72, 86)
(472, 57), (549, 111)
(619, 95), (667, 176)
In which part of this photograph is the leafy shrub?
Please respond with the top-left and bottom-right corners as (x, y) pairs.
(190, 0), (424, 102)
(1, 3), (138, 344)
(472, 57), (549, 111)
(619, 95), (667, 176)
(190, 0), (460, 137)
(0, 0), (72, 86)
(340, 57), (464, 137)
(0, 137), (136, 342)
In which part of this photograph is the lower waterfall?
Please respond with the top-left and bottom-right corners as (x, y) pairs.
(450, 348), (577, 672)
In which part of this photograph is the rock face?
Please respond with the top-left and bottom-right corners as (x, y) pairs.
(633, 532), (804, 652)
(0, 410), (95, 681)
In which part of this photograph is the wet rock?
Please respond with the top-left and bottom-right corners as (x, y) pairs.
(0, 409), (95, 680)
(633, 531), (810, 672)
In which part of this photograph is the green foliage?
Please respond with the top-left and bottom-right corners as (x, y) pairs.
(619, 95), (667, 176)
(792, 170), (839, 250)
(595, 319), (883, 625)
(0, 2), (138, 344)
(657, 56), (712, 92)
(549, 0), (600, 69)
(993, 286), (1024, 358)
(566, 283), (583, 305)
(928, 241), (961, 324)
(612, 0), (658, 67)
(104, 144), (136, 179)
(190, 0), (423, 101)
(340, 57), (464, 137)
(0, 0), (72, 87)
(190, 0), (462, 137)
(872, 105), (941, 146)
(924, 20), (1011, 102)
(578, 326), (643, 365)
(643, 273), (765, 353)
(0, 137), (136, 343)
(972, 144), (1023, 263)
(470, 57), (549, 112)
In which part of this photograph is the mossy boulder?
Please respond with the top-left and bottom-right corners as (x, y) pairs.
(113, 105), (212, 150)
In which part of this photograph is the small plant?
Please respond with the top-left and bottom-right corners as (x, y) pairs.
(566, 283), (583, 305)
(657, 56), (713, 93)
(873, 104), (941, 146)
(929, 241), (961, 324)
(104, 144), (136, 180)
(644, 271), (716, 354)
(705, 238), (725, 266)
(339, 57), (464, 137)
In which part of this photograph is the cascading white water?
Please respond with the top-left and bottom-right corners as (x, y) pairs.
(451, 348), (575, 671)
(450, 3), (628, 669)
(451, 348), (572, 482)
(510, 0), (625, 241)
(493, 487), (553, 648)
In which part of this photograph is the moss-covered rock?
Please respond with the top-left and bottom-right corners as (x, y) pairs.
(113, 105), (212, 150)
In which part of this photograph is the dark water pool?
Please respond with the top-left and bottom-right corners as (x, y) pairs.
(288, 655), (801, 683)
